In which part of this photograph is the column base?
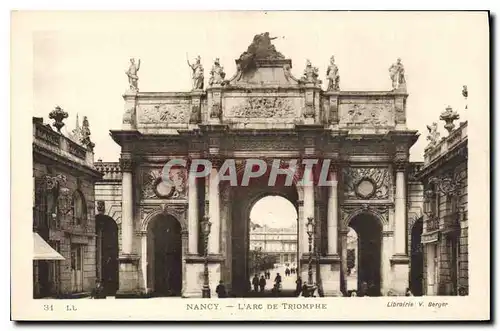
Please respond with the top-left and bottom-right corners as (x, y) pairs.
(183, 254), (224, 298)
(318, 255), (342, 297)
(388, 254), (410, 296)
(116, 254), (141, 298)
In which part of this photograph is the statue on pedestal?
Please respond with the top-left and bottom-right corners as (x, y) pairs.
(125, 58), (141, 91)
(326, 56), (340, 91)
(187, 55), (204, 90)
(389, 58), (406, 91)
(300, 59), (321, 85)
(208, 58), (226, 86)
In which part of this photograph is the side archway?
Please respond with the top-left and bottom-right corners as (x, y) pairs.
(96, 214), (119, 296)
(345, 211), (383, 296)
(410, 217), (424, 296)
(146, 213), (183, 297)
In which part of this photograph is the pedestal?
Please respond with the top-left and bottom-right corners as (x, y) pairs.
(389, 255), (410, 296)
(116, 255), (141, 298)
(319, 255), (342, 297)
(183, 255), (223, 298)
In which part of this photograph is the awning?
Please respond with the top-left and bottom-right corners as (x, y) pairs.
(33, 232), (65, 260)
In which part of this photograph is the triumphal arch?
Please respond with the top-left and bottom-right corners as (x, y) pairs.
(96, 33), (420, 297)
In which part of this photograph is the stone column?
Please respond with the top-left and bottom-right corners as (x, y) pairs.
(120, 156), (134, 255)
(140, 232), (148, 293)
(116, 154), (140, 297)
(327, 166), (339, 255)
(394, 167), (406, 255)
(320, 164), (342, 296)
(390, 160), (410, 295)
(302, 163), (315, 253)
(188, 168), (199, 255)
(208, 160), (221, 255)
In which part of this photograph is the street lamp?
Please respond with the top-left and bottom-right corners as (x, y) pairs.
(201, 216), (212, 298)
(306, 217), (315, 294)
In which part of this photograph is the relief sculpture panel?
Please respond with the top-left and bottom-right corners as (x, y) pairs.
(225, 97), (298, 118)
(137, 103), (190, 124)
(343, 167), (390, 200)
(141, 166), (187, 200)
(338, 101), (394, 126)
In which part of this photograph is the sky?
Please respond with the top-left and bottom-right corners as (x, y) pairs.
(250, 196), (297, 229)
(31, 11), (488, 164)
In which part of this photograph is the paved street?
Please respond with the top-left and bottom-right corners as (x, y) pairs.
(248, 265), (298, 297)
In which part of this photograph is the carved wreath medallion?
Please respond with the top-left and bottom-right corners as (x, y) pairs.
(343, 167), (390, 200)
(141, 167), (187, 200)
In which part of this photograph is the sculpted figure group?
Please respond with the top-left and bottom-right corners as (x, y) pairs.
(124, 50), (406, 94)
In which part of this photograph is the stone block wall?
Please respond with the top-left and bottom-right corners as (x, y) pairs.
(33, 161), (98, 296)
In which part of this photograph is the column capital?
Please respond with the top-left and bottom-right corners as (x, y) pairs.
(119, 153), (137, 172)
(208, 156), (224, 169)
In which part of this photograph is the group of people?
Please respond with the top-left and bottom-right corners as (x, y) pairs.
(284, 267), (296, 276)
(252, 272), (283, 293)
(294, 276), (319, 297)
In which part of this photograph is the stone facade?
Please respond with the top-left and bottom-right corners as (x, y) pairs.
(97, 33), (424, 297)
(417, 121), (468, 295)
(33, 115), (102, 298)
(249, 223), (298, 265)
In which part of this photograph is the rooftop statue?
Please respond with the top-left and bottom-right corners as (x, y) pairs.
(326, 55), (340, 91)
(81, 116), (95, 151)
(238, 32), (285, 72)
(300, 59), (321, 85)
(426, 122), (440, 147)
(187, 55), (204, 90)
(125, 58), (140, 91)
(389, 58), (406, 91)
(208, 58), (226, 86)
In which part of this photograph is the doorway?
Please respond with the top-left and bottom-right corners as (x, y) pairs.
(70, 244), (84, 293)
(96, 215), (119, 296)
(148, 214), (182, 296)
(410, 218), (424, 296)
(348, 213), (382, 296)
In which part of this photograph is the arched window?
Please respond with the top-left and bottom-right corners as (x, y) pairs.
(72, 191), (87, 226)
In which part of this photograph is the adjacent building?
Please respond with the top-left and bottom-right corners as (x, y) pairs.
(32, 108), (102, 298)
(417, 107), (468, 296)
(249, 222), (298, 265)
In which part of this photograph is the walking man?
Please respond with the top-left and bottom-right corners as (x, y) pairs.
(252, 274), (259, 292)
(259, 275), (267, 292)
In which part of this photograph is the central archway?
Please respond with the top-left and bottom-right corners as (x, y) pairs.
(348, 213), (383, 296)
(229, 172), (300, 297)
(147, 214), (182, 297)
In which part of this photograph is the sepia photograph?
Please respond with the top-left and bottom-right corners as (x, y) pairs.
(10, 10), (490, 321)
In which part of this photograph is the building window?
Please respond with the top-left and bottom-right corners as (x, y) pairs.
(72, 191), (87, 226)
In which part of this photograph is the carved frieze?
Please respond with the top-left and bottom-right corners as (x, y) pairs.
(339, 102), (394, 126)
(343, 167), (390, 200)
(137, 103), (189, 123)
(227, 97), (296, 118)
(141, 166), (187, 200)
(231, 137), (299, 150)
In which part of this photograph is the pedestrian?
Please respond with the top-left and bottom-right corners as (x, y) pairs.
(295, 276), (303, 296)
(285, 268), (290, 276)
(216, 280), (227, 298)
(259, 275), (266, 292)
(252, 274), (259, 292)
(274, 272), (282, 291)
(91, 280), (105, 299)
(301, 283), (309, 297)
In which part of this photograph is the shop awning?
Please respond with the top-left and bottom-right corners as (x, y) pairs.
(33, 232), (65, 260)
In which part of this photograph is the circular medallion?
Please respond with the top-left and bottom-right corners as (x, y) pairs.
(153, 178), (174, 198)
(356, 178), (376, 199)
